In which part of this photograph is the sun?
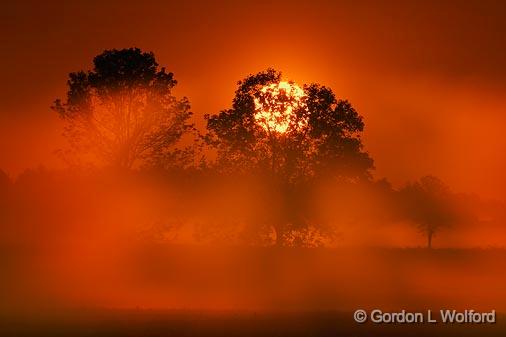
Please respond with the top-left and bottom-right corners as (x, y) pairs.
(253, 81), (306, 133)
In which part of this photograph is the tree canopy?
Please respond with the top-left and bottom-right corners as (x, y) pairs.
(53, 48), (193, 169)
(206, 68), (373, 182)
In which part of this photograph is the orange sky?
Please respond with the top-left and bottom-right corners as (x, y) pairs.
(1, 0), (506, 200)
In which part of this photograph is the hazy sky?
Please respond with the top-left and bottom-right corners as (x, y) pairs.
(1, 0), (506, 199)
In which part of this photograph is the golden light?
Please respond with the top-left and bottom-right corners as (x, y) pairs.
(253, 81), (306, 133)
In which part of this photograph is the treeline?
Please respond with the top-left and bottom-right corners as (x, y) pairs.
(0, 48), (501, 249)
(0, 164), (495, 249)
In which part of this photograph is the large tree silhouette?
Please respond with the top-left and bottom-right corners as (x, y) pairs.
(205, 69), (373, 246)
(206, 68), (372, 180)
(53, 48), (193, 169)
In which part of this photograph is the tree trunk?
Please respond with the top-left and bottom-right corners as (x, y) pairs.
(427, 231), (433, 249)
(274, 225), (284, 247)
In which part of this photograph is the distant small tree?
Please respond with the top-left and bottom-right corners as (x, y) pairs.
(53, 48), (193, 169)
(400, 176), (462, 248)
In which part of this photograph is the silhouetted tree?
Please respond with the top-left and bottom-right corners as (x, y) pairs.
(205, 69), (373, 246)
(53, 48), (193, 169)
(400, 176), (463, 248)
(206, 69), (372, 180)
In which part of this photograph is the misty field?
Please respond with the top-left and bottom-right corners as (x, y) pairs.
(2, 246), (506, 336)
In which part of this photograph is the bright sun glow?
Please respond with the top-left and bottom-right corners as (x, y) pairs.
(253, 81), (306, 133)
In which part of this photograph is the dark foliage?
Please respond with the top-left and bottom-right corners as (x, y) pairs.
(53, 48), (194, 169)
